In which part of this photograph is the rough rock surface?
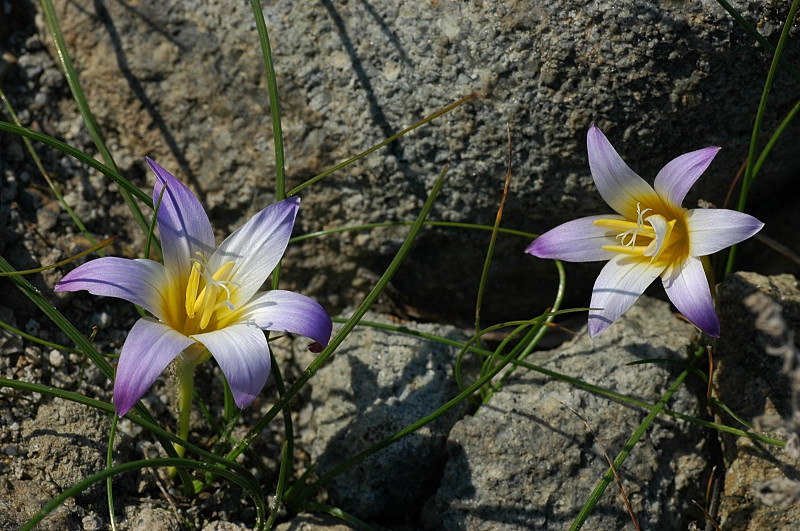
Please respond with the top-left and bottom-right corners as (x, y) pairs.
(714, 272), (800, 530)
(293, 311), (472, 524)
(8, 0), (798, 323)
(426, 295), (708, 530)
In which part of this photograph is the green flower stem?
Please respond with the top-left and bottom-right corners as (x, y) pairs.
(570, 347), (706, 530)
(175, 356), (195, 458)
(106, 414), (119, 531)
(225, 166), (448, 464)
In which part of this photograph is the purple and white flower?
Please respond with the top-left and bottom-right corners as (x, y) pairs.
(526, 125), (763, 337)
(56, 158), (332, 415)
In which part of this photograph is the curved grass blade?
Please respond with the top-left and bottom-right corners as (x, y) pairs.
(0, 87), (101, 254)
(725, 0), (800, 274)
(22, 457), (265, 531)
(39, 0), (152, 242)
(0, 121), (152, 206)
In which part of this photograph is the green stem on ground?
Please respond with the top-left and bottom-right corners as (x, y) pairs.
(169, 356), (195, 479)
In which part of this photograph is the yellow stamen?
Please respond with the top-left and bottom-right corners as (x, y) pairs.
(601, 244), (650, 256)
(185, 263), (201, 318)
(594, 219), (642, 232)
(187, 260), (237, 330)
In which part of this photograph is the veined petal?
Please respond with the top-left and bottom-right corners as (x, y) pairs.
(210, 197), (300, 308)
(233, 290), (332, 346)
(192, 324), (271, 409)
(114, 317), (195, 416)
(662, 256), (719, 336)
(587, 125), (657, 219)
(525, 215), (621, 262)
(588, 254), (664, 337)
(685, 208), (764, 257)
(55, 257), (168, 321)
(147, 158), (216, 285)
(654, 147), (720, 207)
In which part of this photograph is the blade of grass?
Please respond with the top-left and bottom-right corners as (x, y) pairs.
(39, 0), (154, 249)
(22, 457), (266, 531)
(287, 94), (476, 196)
(0, 236), (116, 277)
(0, 121), (152, 206)
(249, 0), (286, 200)
(290, 220), (536, 244)
(714, 0), (800, 82)
(225, 165), (449, 463)
(0, 87), (101, 254)
(106, 414), (119, 531)
(475, 124), (513, 346)
(725, 0), (800, 274)
(570, 346), (707, 530)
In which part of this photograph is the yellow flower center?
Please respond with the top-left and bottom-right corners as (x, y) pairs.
(594, 201), (690, 268)
(171, 252), (239, 334)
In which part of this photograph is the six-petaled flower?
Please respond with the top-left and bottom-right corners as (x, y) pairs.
(56, 158), (332, 416)
(526, 125), (764, 337)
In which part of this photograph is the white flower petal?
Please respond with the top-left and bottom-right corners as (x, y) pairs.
(55, 257), (169, 321)
(662, 257), (719, 336)
(114, 317), (194, 416)
(235, 290), (332, 346)
(686, 208), (764, 257)
(192, 324), (271, 409)
(148, 158), (216, 285)
(588, 254), (665, 337)
(210, 197), (300, 308)
(654, 147), (720, 207)
(525, 215), (621, 262)
(587, 125), (658, 219)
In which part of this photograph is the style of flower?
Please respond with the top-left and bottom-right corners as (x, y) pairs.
(56, 158), (332, 416)
(525, 125), (764, 337)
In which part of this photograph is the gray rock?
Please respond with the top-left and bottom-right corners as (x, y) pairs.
(714, 272), (800, 530)
(274, 513), (355, 531)
(426, 295), (707, 530)
(22, 398), (117, 496)
(294, 311), (471, 523)
(28, 0), (800, 323)
(123, 505), (180, 531)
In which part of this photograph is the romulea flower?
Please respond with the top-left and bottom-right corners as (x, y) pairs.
(525, 125), (763, 338)
(56, 158), (332, 416)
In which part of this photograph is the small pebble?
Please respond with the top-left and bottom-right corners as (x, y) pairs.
(49, 350), (64, 368)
